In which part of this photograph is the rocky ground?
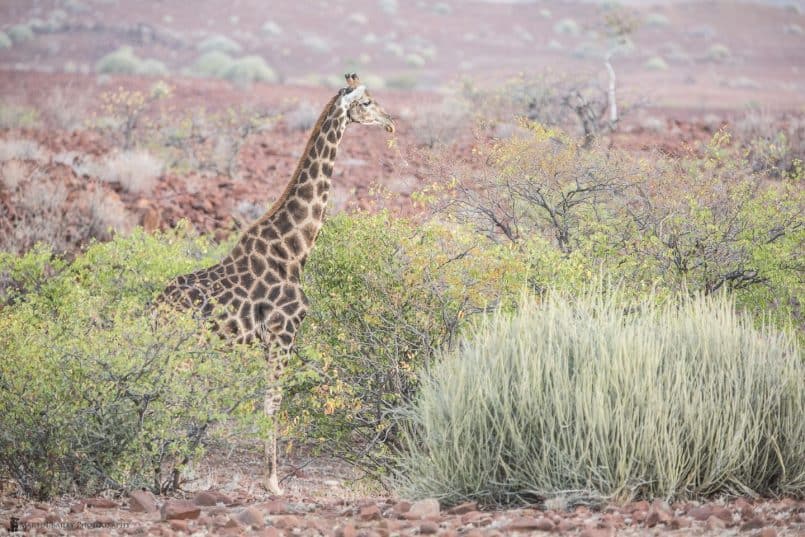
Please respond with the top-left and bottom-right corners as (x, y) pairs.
(2, 449), (804, 536)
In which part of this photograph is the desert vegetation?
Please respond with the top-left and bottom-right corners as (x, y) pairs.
(0, 0), (804, 533)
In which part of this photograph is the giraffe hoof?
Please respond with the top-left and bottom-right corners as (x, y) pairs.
(265, 474), (284, 496)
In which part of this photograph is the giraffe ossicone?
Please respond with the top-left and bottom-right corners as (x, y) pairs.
(157, 73), (394, 495)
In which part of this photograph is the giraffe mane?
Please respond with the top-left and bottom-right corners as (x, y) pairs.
(257, 93), (340, 226)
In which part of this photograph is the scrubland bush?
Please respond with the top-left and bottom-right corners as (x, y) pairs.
(0, 32), (11, 49)
(96, 150), (163, 194)
(285, 101), (319, 132)
(0, 102), (40, 128)
(645, 12), (670, 27)
(188, 51), (235, 78)
(261, 20), (283, 36)
(0, 227), (266, 498)
(707, 43), (731, 62)
(222, 55), (278, 85)
(95, 48), (169, 77)
(397, 290), (804, 505)
(734, 109), (805, 178)
(0, 138), (46, 162)
(287, 212), (527, 473)
(96, 46), (141, 75)
(429, 123), (803, 325)
(7, 24), (34, 43)
(197, 34), (242, 54)
(411, 96), (472, 148)
(644, 55), (669, 70)
(553, 18), (580, 37)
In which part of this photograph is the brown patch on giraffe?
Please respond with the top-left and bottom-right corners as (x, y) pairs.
(308, 161), (319, 178)
(286, 198), (307, 224)
(251, 281), (267, 300)
(311, 203), (324, 220)
(274, 211), (294, 234)
(250, 255), (267, 275)
(300, 223), (318, 246)
(315, 181), (328, 197)
(315, 136), (325, 154)
(295, 182), (314, 202)
(322, 162), (333, 177)
(269, 241), (289, 260)
(327, 130), (337, 143)
(284, 233), (303, 256)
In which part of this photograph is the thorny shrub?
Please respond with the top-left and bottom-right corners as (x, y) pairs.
(0, 226), (266, 499)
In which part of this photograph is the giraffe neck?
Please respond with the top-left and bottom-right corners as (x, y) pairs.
(227, 95), (349, 277)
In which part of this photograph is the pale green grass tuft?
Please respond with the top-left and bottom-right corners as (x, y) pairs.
(221, 55), (278, 84)
(0, 32), (12, 49)
(396, 290), (804, 506)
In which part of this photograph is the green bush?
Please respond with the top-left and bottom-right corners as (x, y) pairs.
(197, 34), (242, 54)
(286, 212), (527, 473)
(397, 290), (804, 505)
(0, 226), (266, 499)
(8, 24), (34, 43)
(188, 50), (235, 78)
(222, 55), (278, 84)
(96, 46), (141, 75)
(0, 31), (11, 49)
(95, 47), (168, 77)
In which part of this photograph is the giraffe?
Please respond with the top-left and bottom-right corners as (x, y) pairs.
(158, 74), (394, 495)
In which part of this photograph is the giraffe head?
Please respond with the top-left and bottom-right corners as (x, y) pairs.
(338, 73), (395, 133)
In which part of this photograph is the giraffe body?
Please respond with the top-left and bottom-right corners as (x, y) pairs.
(158, 74), (394, 495)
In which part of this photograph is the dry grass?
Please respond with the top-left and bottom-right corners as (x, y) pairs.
(0, 139), (47, 162)
(96, 150), (163, 194)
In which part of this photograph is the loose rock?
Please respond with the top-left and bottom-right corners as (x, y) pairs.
(129, 490), (158, 513)
(160, 500), (201, 521)
(405, 498), (440, 520)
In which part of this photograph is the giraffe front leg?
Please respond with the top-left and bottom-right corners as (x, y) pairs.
(263, 348), (286, 496)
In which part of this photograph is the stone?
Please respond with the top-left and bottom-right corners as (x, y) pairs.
(391, 500), (411, 516)
(359, 504), (382, 521)
(405, 498), (440, 519)
(236, 507), (265, 528)
(669, 516), (691, 529)
(169, 520), (189, 533)
(160, 500), (201, 521)
(506, 517), (555, 532)
(193, 490), (232, 506)
(419, 521), (439, 534)
(706, 515), (726, 530)
(70, 502), (86, 514)
(740, 517), (765, 531)
(461, 511), (484, 525)
(129, 490), (158, 513)
(759, 529), (777, 537)
(273, 515), (301, 529)
(336, 523), (357, 537)
(645, 506), (673, 527)
(447, 501), (478, 515)
(86, 497), (118, 508)
(44, 513), (61, 524)
(260, 499), (288, 514)
(579, 529), (615, 537)
(690, 505), (732, 522)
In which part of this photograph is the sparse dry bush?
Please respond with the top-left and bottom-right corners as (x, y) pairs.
(285, 101), (319, 132)
(0, 103), (40, 129)
(8, 24), (34, 43)
(553, 18), (580, 36)
(0, 138), (47, 162)
(707, 43), (731, 62)
(734, 109), (805, 178)
(0, 160), (30, 190)
(197, 34), (242, 55)
(222, 55), (278, 85)
(96, 150), (163, 194)
(88, 188), (133, 239)
(644, 56), (669, 71)
(412, 97), (472, 148)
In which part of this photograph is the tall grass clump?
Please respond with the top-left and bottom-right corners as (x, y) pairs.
(397, 289), (804, 506)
